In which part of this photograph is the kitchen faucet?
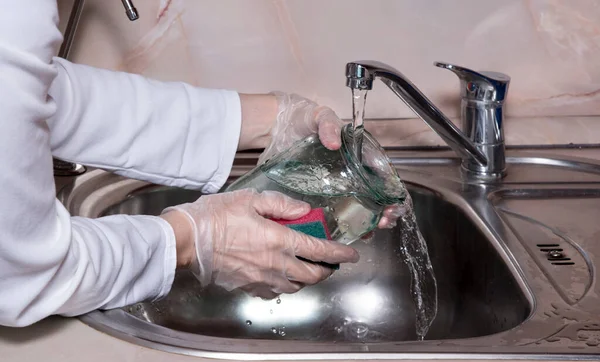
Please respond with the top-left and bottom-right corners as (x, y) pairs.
(54, 0), (139, 176)
(345, 61), (510, 181)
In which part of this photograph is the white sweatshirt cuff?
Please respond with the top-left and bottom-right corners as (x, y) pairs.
(197, 90), (241, 194)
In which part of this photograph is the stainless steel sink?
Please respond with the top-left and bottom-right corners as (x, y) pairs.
(97, 182), (529, 342)
(58, 148), (600, 359)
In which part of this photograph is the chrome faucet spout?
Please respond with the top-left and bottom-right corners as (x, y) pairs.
(121, 0), (139, 21)
(346, 60), (510, 180)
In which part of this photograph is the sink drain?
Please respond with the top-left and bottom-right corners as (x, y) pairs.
(536, 244), (575, 265)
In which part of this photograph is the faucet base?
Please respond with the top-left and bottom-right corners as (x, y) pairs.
(461, 164), (506, 182)
(460, 142), (507, 181)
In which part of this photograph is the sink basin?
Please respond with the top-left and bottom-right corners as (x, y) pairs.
(97, 183), (529, 342)
(58, 148), (600, 359)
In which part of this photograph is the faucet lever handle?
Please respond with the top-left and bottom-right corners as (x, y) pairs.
(434, 62), (510, 103)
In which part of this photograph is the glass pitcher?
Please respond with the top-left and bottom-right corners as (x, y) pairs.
(226, 124), (406, 245)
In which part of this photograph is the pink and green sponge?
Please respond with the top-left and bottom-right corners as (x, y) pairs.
(271, 208), (340, 270)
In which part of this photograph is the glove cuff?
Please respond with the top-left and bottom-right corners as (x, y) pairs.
(162, 204), (214, 287)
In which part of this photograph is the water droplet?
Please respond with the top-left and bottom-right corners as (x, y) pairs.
(278, 328), (286, 337)
(245, 320), (252, 326)
(276, 297), (281, 304)
(269, 309), (273, 314)
(348, 322), (369, 339)
(271, 327), (277, 334)
(135, 304), (142, 311)
(334, 326), (343, 333)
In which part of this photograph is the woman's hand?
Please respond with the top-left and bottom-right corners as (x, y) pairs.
(161, 189), (359, 299)
(257, 92), (344, 164)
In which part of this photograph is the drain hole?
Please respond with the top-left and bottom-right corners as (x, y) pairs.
(547, 257), (571, 262)
(535, 244), (577, 266)
(545, 249), (567, 260)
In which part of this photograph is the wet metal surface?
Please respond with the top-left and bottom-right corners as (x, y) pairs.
(57, 148), (600, 359)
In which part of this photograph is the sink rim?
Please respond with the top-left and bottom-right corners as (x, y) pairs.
(78, 309), (600, 361)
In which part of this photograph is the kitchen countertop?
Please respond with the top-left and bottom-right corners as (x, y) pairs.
(0, 317), (201, 362)
(3, 145), (600, 362)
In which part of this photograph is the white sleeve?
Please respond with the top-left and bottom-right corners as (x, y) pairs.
(0, 0), (240, 327)
(48, 58), (242, 194)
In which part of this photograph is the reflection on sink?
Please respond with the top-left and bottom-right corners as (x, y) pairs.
(100, 183), (530, 342)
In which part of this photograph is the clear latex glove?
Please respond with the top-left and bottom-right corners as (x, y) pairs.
(259, 91), (403, 229)
(163, 189), (360, 299)
(258, 92), (344, 165)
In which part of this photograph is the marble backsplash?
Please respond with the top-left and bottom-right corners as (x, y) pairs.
(58, 0), (600, 146)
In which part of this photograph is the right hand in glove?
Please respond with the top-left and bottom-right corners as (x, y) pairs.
(161, 189), (359, 299)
